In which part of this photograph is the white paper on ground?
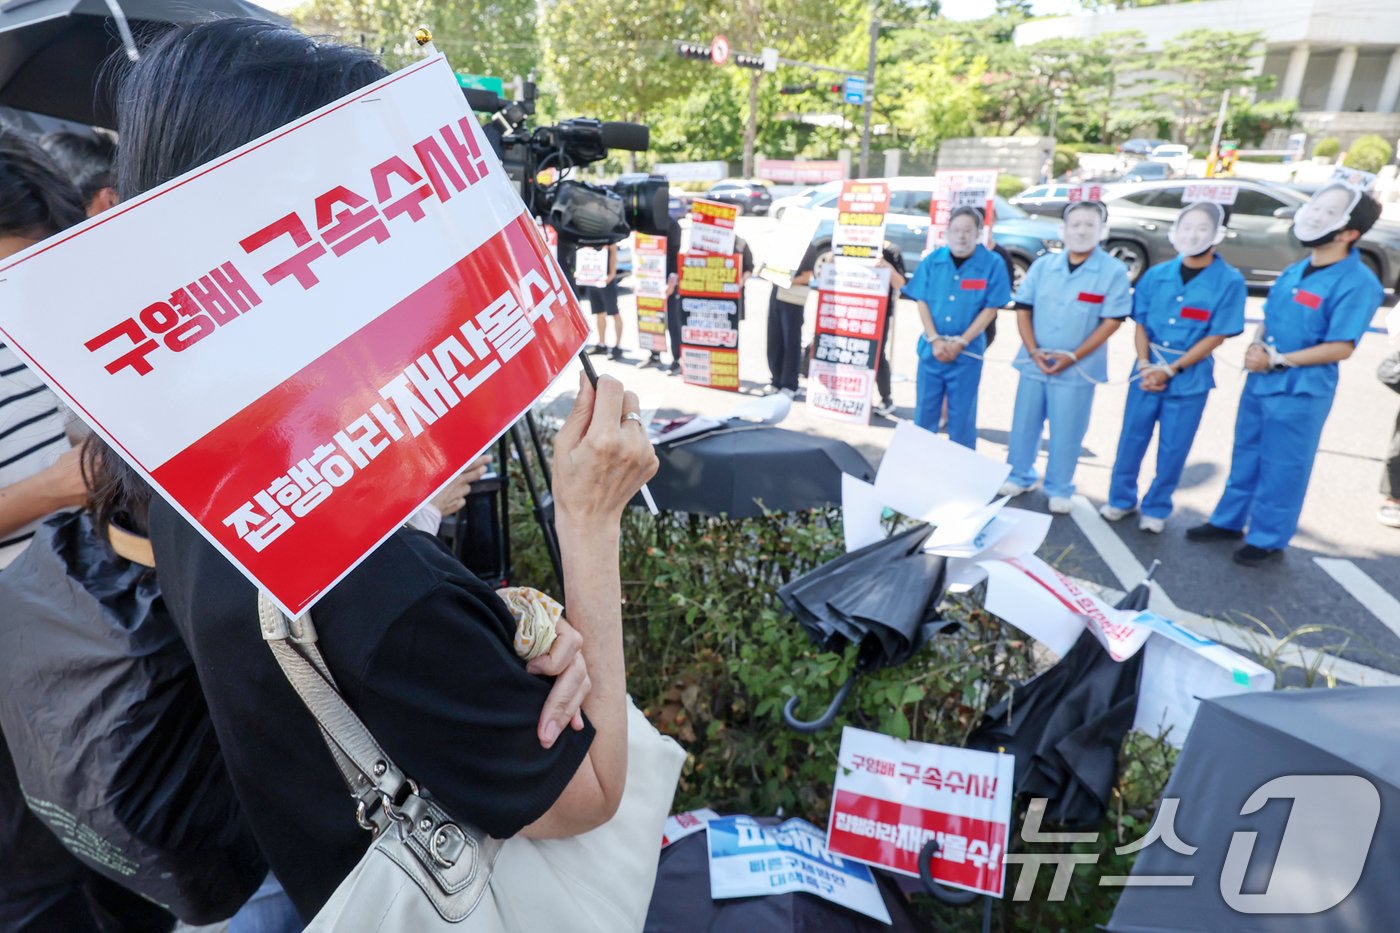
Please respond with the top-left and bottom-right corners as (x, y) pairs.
(842, 474), (886, 553)
(977, 558), (1085, 657)
(725, 392), (792, 425)
(1134, 613), (1276, 746)
(873, 422), (1009, 525)
(923, 496), (1010, 558)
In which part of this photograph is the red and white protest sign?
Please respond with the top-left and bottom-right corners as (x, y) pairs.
(688, 198), (738, 255)
(1066, 183), (1105, 204)
(0, 56), (589, 618)
(926, 169), (996, 252)
(633, 233), (669, 353)
(827, 727), (1014, 897)
(831, 181), (890, 262)
(1181, 184), (1239, 205)
(808, 261), (889, 424)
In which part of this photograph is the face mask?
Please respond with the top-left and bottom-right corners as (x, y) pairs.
(1169, 202), (1226, 258)
(1292, 183), (1360, 246)
(946, 217), (980, 259)
(1060, 205), (1105, 254)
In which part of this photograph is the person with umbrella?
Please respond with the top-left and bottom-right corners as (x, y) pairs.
(900, 206), (1009, 445)
(1099, 201), (1246, 534)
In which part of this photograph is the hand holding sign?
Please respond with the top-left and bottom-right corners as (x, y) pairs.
(553, 372), (659, 529)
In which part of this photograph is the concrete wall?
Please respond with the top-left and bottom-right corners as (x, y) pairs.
(936, 136), (1054, 182)
(1294, 111), (1400, 150)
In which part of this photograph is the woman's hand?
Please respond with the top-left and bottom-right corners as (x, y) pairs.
(40, 448), (87, 510)
(529, 616), (589, 748)
(1244, 344), (1272, 373)
(429, 455), (492, 517)
(552, 373), (658, 527)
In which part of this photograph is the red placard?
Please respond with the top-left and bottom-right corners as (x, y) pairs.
(678, 251), (741, 390)
(688, 198), (738, 255)
(808, 261), (890, 424)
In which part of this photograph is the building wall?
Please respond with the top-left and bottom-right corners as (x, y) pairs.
(936, 136), (1054, 182)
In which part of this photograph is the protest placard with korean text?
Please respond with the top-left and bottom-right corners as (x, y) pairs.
(688, 198), (738, 255)
(678, 251), (741, 390)
(926, 169), (996, 252)
(828, 727), (1014, 897)
(575, 246), (609, 288)
(808, 261), (890, 424)
(0, 56), (588, 618)
(632, 233), (669, 352)
(831, 181), (890, 262)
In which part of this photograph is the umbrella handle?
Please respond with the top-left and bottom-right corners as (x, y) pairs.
(782, 671), (860, 733)
(918, 838), (981, 906)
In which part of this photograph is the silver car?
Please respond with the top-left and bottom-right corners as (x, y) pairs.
(1101, 178), (1400, 291)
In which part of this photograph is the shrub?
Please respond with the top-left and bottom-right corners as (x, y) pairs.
(1344, 134), (1395, 174)
(998, 175), (1027, 199)
(1312, 137), (1340, 159)
(1052, 147), (1079, 179)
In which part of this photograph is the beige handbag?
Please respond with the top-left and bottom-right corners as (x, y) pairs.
(256, 593), (684, 932)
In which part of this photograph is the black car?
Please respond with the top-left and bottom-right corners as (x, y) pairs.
(702, 180), (773, 215)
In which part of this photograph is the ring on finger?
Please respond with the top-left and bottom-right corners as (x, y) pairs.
(622, 411), (644, 426)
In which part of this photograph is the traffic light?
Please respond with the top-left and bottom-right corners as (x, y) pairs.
(733, 52), (764, 70)
(676, 41), (711, 61)
(828, 83), (843, 96)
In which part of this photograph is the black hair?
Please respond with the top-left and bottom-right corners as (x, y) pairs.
(115, 18), (388, 198)
(0, 129), (86, 239)
(90, 19), (390, 538)
(1062, 200), (1108, 223)
(1346, 192), (1382, 238)
(948, 205), (984, 228)
(39, 130), (117, 205)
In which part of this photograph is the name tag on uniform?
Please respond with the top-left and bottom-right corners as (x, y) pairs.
(1295, 290), (1322, 310)
(1181, 306), (1211, 321)
(1078, 292), (1105, 304)
(961, 279), (987, 290)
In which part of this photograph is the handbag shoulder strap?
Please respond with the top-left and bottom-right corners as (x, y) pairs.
(256, 593), (411, 816)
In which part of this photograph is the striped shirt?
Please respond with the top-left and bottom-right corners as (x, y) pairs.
(0, 341), (71, 568)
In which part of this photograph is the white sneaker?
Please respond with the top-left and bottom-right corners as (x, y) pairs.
(1138, 515), (1166, 534)
(998, 481), (1035, 497)
(1099, 504), (1133, 522)
(1048, 497), (1073, 515)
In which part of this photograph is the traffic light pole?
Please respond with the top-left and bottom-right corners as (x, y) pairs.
(858, 11), (878, 177)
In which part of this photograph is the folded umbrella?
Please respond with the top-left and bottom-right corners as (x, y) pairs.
(779, 525), (952, 732)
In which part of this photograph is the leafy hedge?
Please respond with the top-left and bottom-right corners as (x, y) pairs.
(504, 466), (1180, 929)
(1312, 137), (1340, 159)
(1343, 135), (1395, 175)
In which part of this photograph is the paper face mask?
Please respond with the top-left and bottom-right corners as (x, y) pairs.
(946, 209), (982, 259)
(1060, 202), (1106, 254)
(1292, 183), (1361, 246)
(1169, 201), (1226, 257)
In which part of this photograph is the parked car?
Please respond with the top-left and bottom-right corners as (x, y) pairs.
(1122, 160), (1173, 182)
(667, 193), (688, 221)
(1009, 183), (1076, 217)
(1150, 144), (1191, 176)
(701, 180), (773, 215)
(1117, 138), (1169, 159)
(789, 178), (1063, 287)
(770, 186), (820, 220)
(1100, 178), (1400, 290)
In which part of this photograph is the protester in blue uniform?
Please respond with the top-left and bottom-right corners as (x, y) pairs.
(1188, 184), (1383, 564)
(1001, 200), (1132, 513)
(1100, 201), (1246, 533)
(902, 206), (1010, 446)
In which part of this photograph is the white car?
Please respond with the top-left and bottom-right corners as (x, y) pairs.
(769, 186), (820, 220)
(1150, 144), (1190, 177)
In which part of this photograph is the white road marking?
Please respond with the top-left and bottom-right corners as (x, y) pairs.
(1069, 495), (1400, 688)
(1314, 558), (1400, 643)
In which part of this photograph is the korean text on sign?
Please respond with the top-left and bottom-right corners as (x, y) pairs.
(0, 56), (589, 617)
(831, 181), (890, 262)
(827, 726), (1015, 897)
(807, 261), (890, 425)
(689, 198), (738, 255)
(926, 169), (996, 252)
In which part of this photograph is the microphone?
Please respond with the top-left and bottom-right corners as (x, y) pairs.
(600, 122), (649, 152)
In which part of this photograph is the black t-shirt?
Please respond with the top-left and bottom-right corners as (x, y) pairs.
(1179, 263), (1205, 285)
(665, 218), (682, 280)
(147, 499), (592, 920)
(881, 243), (907, 309)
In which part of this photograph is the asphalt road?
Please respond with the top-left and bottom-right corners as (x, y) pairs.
(565, 215), (1400, 678)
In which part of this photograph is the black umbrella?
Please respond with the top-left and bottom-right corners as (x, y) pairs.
(642, 423), (874, 518)
(963, 564), (1158, 829)
(1108, 687), (1400, 932)
(644, 817), (928, 932)
(779, 525), (952, 732)
(0, 0), (283, 128)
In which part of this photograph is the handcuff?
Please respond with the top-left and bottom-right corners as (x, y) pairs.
(1251, 340), (1296, 373)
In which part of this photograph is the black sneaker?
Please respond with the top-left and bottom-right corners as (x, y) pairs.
(668, 362), (681, 376)
(610, 346), (624, 361)
(587, 344), (608, 355)
(1233, 544), (1282, 566)
(1185, 522), (1244, 542)
(645, 352), (662, 368)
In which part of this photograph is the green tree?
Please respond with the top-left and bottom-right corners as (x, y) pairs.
(881, 35), (985, 150)
(298, 0), (537, 80)
(1153, 29), (1273, 148)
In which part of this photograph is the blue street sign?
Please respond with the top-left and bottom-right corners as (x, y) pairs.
(843, 76), (866, 105)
